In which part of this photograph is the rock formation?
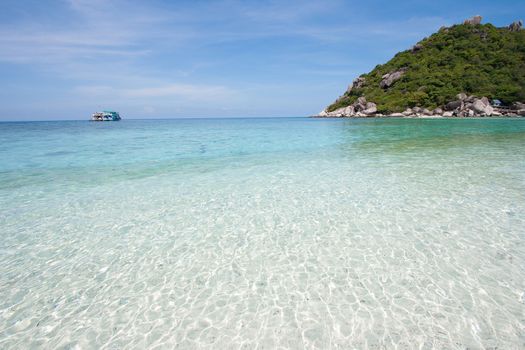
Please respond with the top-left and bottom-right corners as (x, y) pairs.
(380, 68), (407, 89)
(346, 76), (366, 94)
(316, 92), (524, 118)
(512, 102), (525, 110)
(317, 96), (377, 117)
(411, 44), (423, 53)
(464, 16), (482, 25)
(508, 20), (523, 32)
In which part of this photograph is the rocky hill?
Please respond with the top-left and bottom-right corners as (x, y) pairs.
(318, 17), (525, 117)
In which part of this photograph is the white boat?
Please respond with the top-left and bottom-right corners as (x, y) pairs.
(91, 111), (121, 121)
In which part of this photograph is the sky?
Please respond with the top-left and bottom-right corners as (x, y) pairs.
(0, 0), (523, 120)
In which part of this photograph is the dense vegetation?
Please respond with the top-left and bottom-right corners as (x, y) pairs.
(327, 23), (525, 113)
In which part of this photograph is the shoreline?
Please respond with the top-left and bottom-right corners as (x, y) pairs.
(319, 94), (525, 120)
(311, 114), (525, 119)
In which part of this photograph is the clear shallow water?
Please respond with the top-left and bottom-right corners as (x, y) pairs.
(0, 117), (524, 349)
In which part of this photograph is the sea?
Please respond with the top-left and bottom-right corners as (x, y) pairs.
(0, 117), (524, 349)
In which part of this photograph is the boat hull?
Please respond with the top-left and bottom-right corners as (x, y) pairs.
(91, 111), (121, 121)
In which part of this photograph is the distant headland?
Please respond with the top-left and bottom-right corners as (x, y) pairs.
(316, 17), (525, 118)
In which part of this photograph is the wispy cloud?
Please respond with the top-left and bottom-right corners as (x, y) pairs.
(75, 83), (236, 100)
(0, 0), (445, 65)
(0, 0), (179, 64)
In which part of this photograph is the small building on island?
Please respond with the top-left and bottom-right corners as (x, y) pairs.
(491, 99), (503, 107)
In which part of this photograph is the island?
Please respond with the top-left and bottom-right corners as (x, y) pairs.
(316, 17), (525, 118)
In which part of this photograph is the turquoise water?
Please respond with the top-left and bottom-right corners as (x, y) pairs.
(1, 118), (524, 349)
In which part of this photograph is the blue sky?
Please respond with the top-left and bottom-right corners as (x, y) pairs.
(0, 0), (523, 120)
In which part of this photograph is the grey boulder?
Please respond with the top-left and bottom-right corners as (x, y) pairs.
(347, 76), (366, 93)
(509, 20), (523, 32)
(363, 102), (377, 115)
(445, 100), (462, 111)
(464, 16), (482, 25)
(380, 68), (407, 89)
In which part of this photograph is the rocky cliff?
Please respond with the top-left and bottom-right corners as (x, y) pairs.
(317, 17), (525, 117)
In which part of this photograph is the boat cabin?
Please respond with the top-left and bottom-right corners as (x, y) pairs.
(91, 111), (121, 121)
